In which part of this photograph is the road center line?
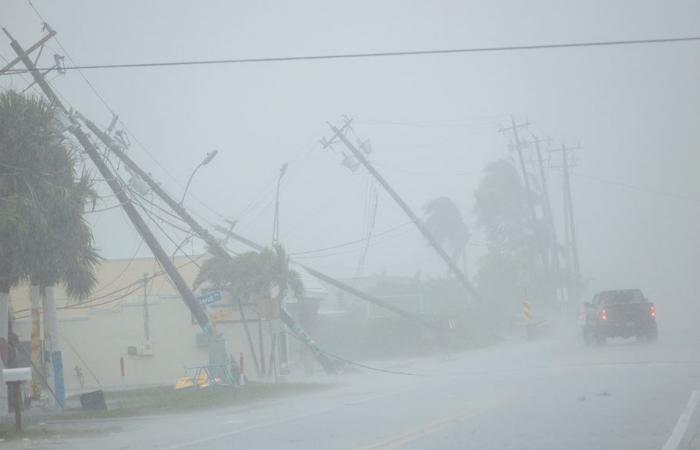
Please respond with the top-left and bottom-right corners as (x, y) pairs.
(662, 390), (700, 450)
(359, 391), (520, 450)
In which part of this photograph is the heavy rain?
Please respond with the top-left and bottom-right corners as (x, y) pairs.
(0, 1), (699, 449)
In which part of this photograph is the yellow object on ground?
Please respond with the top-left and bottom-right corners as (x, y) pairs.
(174, 377), (195, 390)
(196, 370), (209, 388)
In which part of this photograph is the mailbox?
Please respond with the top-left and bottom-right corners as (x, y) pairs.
(2, 367), (32, 383)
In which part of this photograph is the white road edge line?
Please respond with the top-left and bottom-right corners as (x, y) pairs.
(662, 389), (700, 450)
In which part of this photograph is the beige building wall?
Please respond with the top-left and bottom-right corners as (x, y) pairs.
(9, 256), (276, 393)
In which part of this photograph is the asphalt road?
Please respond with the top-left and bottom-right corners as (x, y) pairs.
(23, 324), (700, 450)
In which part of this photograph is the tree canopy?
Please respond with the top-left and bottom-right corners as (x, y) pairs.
(423, 196), (470, 261)
(473, 159), (550, 309)
(194, 244), (304, 308)
(0, 90), (99, 298)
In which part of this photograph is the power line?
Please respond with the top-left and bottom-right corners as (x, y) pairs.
(4, 36), (700, 76)
(25, 0), (116, 115)
(21, 1), (232, 227)
(573, 172), (700, 204)
(290, 221), (412, 256)
(12, 255), (204, 318)
(89, 237), (144, 295)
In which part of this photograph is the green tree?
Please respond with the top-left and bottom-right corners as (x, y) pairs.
(0, 90), (99, 298)
(194, 244), (306, 377)
(423, 196), (470, 263)
(0, 90), (99, 405)
(473, 160), (550, 314)
(194, 244), (304, 306)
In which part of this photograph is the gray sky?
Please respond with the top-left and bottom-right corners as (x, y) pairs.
(2, 0), (699, 305)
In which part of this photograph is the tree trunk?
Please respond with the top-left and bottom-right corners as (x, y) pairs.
(42, 286), (64, 407)
(30, 285), (42, 399)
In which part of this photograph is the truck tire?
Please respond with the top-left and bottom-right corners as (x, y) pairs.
(595, 333), (606, 345)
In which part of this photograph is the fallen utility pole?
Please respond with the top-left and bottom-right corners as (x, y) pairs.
(204, 227), (441, 336)
(4, 28), (214, 335)
(80, 119), (341, 372)
(325, 120), (481, 304)
(301, 266), (440, 333)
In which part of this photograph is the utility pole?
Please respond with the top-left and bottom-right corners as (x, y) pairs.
(324, 118), (481, 304)
(6, 28), (446, 370)
(81, 118), (341, 374)
(531, 136), (562, 298)
(549, 144), (582, 304)
(562, 178), (572, 276)
(143, 273), (150, 341)
(549, 144), (581, 277)
(3, 29), (215, 337)
(29, 286), (41, 400)
(499, 117), (549, 270)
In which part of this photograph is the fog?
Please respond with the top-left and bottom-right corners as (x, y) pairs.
(1, 1), (700, 448)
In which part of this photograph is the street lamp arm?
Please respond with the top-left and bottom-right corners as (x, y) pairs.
(180, 163), (203, 204)
(180, 150), (219, 205)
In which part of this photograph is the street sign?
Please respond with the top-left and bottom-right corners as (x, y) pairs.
(196, 290), (222, 306)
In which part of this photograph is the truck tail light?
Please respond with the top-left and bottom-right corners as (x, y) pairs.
(600, 308), (608, 321)
(650, 305), (656, 318)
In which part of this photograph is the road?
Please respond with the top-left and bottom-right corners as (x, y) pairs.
(20, 324), (700, 450)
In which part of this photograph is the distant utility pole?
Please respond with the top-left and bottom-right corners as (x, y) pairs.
(531, 136), (562, 291)
(499, 117), (549, 271)
(323, 117), (481, 304)
(549, 144), (582, 278)
(3, 28), (215, 336)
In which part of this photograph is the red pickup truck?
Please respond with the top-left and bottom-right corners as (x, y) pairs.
(582, 289), (658, 345)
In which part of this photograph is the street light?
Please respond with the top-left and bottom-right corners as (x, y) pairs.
(180, 150), (218, 204)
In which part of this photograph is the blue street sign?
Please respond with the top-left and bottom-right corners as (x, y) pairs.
(196, 290), (222, 305)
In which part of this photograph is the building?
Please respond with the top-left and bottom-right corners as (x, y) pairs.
(7, 254), (324, 394)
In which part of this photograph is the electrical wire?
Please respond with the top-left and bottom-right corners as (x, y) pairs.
(286, 332), (430, 377)
(131, 194), (202, 268)
(90, 237), (144, 295)
(290, 221), (412, 256)
(22, 1), (232, 226)
(4, 36), (700, 75)
(572, 172), (700, 204)
(12, 255), (205, 318)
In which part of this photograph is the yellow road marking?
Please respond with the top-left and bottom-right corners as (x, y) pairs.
(359, 392), (519, 450)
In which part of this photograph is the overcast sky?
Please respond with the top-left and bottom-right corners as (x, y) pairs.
(2, 0), (699, 307)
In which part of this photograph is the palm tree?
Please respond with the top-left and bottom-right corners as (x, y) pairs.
(423, 197), (471, 274)
(194, 244), (304, 377)
(195, 244), (303, 307)
(0, 90), (99, 404)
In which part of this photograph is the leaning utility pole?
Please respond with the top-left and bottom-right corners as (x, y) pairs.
(82, 117), (443, 341)
(80, 118), (342, 372)
(324, 119), (481, 304)
(549, 144), (581, 277)
(499, 117), (549, 270)
(3, 29), (214, 336)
